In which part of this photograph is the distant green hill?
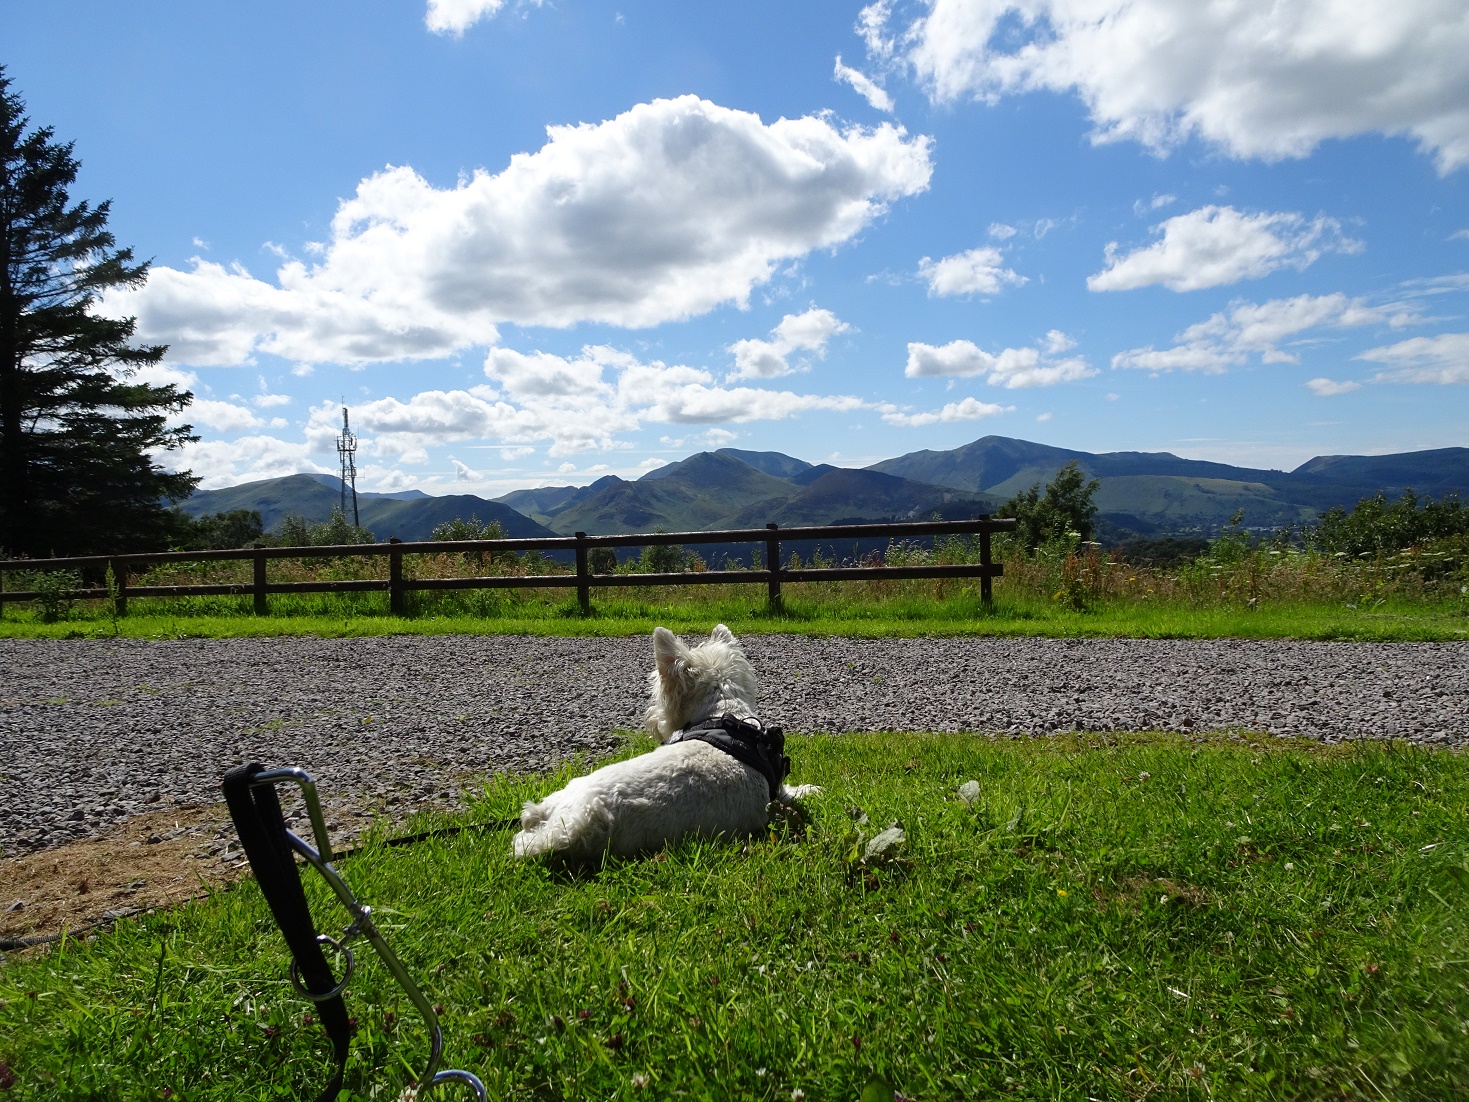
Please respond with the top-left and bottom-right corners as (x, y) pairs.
(719, 468), (999, 528)
(868, 435), (1468, 536)
(495, 475), (623, 526)
(866, 436), (1091, 493)
(548, 452), (797, 534)
(711, 448), (813, 479)
(1091, 476), (1316, 534)
(181, 436), (1467, 550)
(180, 474), (556, 542)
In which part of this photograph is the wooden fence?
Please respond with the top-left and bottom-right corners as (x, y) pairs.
(0, 516), (1016, 616)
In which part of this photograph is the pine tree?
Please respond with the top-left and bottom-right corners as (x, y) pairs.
(0, 68), (197, 558)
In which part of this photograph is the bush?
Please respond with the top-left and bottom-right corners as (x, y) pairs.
(431, 514), (517, 569)
(30, 570), (80, 622)
(173, 509), (264, 551)
(997, 461), (1101, 550)
(633, 528), (684, 573)
(1309, 490), (1467, 556)
(430, 515), (506, 543)
(274, 508), (375, 547)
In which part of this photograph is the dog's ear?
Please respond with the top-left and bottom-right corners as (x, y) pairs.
(710, 623), (737, 645)
(652, 626), (689, 682)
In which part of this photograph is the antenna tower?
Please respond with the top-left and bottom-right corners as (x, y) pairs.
(336, 405), (360, 527)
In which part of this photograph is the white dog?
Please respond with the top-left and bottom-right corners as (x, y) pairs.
(511, 624), (819, 863)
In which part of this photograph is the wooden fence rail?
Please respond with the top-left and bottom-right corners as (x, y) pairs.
(0, 516), (1016, 616)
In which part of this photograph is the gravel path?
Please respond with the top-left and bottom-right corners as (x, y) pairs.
(1, 634), (1465, 857)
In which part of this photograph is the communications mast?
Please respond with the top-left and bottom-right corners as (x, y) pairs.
(335, 406), (360, 527)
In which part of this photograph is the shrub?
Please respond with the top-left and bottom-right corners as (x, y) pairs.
(997, 461), (1101, 550)
(30, 570), (80, 622)
(274, 508), (375, 547)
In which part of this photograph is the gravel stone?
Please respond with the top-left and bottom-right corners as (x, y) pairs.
(1, 634), (1465, 857)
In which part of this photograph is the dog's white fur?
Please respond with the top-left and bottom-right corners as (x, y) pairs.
(511, 624), (819, 862)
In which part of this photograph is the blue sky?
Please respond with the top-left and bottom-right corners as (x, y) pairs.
(9, 0), (1468, 494)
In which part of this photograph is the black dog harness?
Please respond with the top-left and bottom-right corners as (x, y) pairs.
(665, 713), (790, 801)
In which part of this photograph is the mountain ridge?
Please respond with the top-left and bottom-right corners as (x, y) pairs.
(181, 437), (1466, 544)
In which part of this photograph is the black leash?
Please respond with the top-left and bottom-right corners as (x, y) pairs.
(222, 763), (352, 1102)
(329, 816), (522, 861)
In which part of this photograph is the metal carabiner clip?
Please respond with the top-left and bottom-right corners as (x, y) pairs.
(289, 933), (355, 1003)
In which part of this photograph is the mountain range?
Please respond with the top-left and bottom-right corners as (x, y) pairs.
(178, 473), (558, 541)
(178, 437), (1468, 545)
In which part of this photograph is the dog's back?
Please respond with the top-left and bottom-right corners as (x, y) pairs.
(511, 740), (769, 861)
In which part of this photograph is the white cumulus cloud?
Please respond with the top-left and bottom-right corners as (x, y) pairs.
(879, 396), (1013, 427)
(1306, 378), (1362, 396)
(110, 97), (932, 367)
(187, 399), (264, 433)
(1042, 329), (1076, 354)
(876, 0), (1469, 172)
(728, 307), (851, 379)
(450, 457), (483, 481)
(1088, 206), (1359, 292)
(918, 245), (1026, 297)
(305, 344), (881, 459)
(1356, 332), (1469, 384)
(426, 0), (526, 36)
(180, 435), (330, 490)
(834, 55), (895, 112)
(905, 335), (1095, 388)
(1113, 292), (1415, 372)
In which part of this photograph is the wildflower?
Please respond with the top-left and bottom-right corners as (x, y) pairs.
(1057, 889), (1067, 897)
(631, 1072), (650, 1088)
(1138, 771), (1151, 782)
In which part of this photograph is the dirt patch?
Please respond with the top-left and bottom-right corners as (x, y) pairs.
(1092, 874), (1212, 912)
(1, 803), (384, 953)
(0, 805), (243, 949)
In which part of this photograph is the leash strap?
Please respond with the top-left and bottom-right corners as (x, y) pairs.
(222, 763), (351, 1102)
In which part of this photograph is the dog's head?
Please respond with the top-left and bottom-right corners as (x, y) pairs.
(643, 624), (758, 741)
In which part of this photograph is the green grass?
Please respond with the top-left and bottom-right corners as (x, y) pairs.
(1, 586), (1465, 641)
(3, 733), (1467, 1099)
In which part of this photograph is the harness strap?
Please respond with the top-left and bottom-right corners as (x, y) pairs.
(222, 763), (351, 1102)
(666, 714), (790, 800)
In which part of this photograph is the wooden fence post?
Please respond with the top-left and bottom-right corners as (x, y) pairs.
(575, 533), (590, 615)
(980, 523), (994, 604)
(389, 538), (405, 616)
(765, 523), (782, 611)
(109, 557), (128, 617)
(252, 549), (268, 615)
